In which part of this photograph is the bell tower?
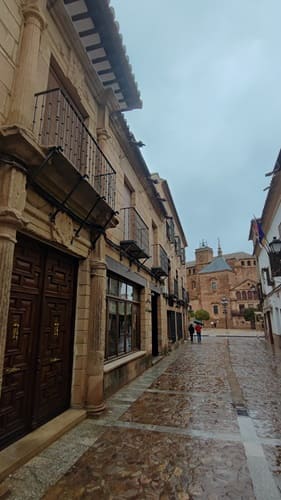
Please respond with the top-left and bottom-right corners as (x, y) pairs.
(195, 240), (213, 268)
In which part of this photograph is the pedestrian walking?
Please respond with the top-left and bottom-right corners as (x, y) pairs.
(188, 323), (195, 342)
(195, 323), (202, 343)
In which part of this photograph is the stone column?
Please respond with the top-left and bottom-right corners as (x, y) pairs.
(97, 128), (111, 154)
(0, 160), (27, 394)
(140, 287), (152, 353)
(8, 0), (45, 130)
(86, 237), (107, 414)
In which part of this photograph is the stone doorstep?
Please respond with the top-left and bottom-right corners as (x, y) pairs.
(0, 484), (10, 499)
(0, 408), (86, 483)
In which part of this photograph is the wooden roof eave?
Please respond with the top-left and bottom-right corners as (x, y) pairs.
(85, 0), (142, 110)
(261, 170), (281, 237)
(48, 0), (113, 109)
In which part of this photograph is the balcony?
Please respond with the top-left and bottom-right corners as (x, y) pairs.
(32, 88), (116, 209)
(180, 247), (186, 265)
(120, 207), (149, 259)
(166, 218), (175, 243)
(151, 244), (169, 277)
(174, 236), (181, 256)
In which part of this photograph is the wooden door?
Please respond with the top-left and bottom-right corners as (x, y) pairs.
(151, 293), (159, 356)
(33, 248), (76, 427)
(0, 235), (77, 449)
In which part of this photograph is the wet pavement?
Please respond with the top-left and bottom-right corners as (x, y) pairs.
(3, 333), (281, 499)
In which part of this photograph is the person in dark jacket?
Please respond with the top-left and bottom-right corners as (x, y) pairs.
(188, 323), (195, 343)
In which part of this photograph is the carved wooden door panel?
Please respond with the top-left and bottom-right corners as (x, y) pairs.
(33, 249), (76, 427)
(0, 237), (43, 447)
(0, 235), (77, 449)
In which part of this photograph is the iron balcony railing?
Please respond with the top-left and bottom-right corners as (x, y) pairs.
(174, 278), (179, 297)
(152, 244), (169, 277)
(166, 218), (175, 243)
(174, 236), (181, 256)
(32, 88), (116, 208)
(180, 247), (186, 265)
(120, 207), (149, 259)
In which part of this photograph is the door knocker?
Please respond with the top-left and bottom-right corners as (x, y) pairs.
(53, 320), (59, 337)
(11, 320), (20, 342)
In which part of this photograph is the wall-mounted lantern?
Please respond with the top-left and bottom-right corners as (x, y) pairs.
(268, 237), (281, 277)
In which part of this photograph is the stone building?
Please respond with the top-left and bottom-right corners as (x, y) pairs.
(186, 242), (259, 329)
(249, 150), (281, 350)
(0, 0), (187, 452)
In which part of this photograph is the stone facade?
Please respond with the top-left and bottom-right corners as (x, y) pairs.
(0, 0), (188, 448)
(249, 150), (281, 350)
(186, 244), (260, 329)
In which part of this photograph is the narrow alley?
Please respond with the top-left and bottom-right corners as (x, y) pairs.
(3, 332), (281, 500)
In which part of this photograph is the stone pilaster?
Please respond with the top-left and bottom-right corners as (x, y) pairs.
(86, 237), (107, 414)
(97, 128), (111, 155)
(140, 287), (152, 353)
(8, 0), (45, 130)
(0, 161), (27, 394)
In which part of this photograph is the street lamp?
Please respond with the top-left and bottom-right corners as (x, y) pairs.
(268, 237), (281, 278)
(221, 297), (229, 329)
(261, 237), (281, 286)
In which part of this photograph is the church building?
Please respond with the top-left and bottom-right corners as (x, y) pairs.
(186, 242), (260, 329)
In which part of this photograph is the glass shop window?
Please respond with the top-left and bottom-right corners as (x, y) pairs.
(105, 275), (140, 360)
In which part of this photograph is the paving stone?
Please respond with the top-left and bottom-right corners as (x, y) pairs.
(3, 336), (281, 499)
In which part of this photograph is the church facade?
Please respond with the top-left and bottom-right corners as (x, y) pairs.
(186, 243), (260, 329)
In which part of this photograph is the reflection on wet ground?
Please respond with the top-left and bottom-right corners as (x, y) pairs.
(43, 428), (254, 500)
(4, 336), (281, 499)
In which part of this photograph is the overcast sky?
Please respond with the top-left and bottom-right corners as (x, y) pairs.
(110, 0), (281, 262)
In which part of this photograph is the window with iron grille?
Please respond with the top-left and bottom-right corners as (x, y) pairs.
(211, 280), (217, 290)
(180, 247), (186, 264)
(174, 236), (181, 255)
(213, 305), (219, 315)
(174, 278), (179, 297)
(166, 218), (175, 242)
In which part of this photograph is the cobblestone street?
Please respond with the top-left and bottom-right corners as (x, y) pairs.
(3, 333), (281, 499)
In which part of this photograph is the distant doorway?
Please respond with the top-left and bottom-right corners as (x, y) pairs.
(265, 311), (274, 344)
(151, 293), (159, 356)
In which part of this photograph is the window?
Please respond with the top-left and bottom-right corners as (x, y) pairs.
(239, 304), (245, 313)
(174, 278), (179, 297)
(211, 280), (217, 290)
(174, 236), (181, 255)
(247, 291), (253, 300)
(242, 291), (247, 300)
(241, 261), (245, 266)
(105, 275), (140, 360)
(213, 305), (218, 315)
(166, 218), (175, 242)
(192, 280), (196, 289)
(236, 291), (241, 300)
(247, 261), (251, 266)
